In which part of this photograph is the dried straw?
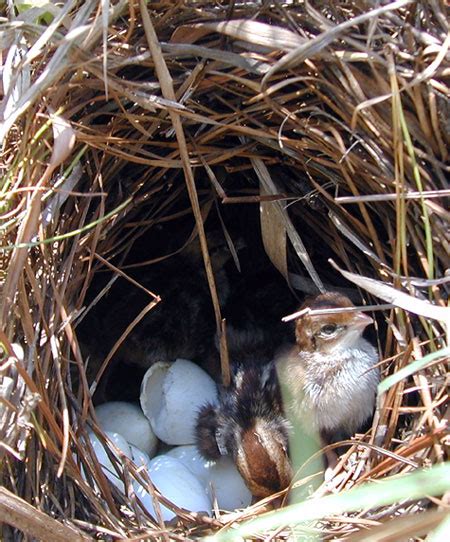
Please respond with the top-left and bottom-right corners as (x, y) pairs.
(1, 1), (448, 540)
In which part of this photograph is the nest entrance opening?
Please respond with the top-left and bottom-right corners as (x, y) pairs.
(76, 166), (354, 406)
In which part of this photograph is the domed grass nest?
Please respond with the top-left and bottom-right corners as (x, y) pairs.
(0, 1), (448, 540)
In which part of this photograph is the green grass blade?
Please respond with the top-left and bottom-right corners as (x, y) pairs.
(0, 197), (132, 251)
(208, 462), (450, 541)
(378, 346), (450, 394)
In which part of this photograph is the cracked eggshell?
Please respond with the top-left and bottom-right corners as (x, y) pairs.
(133, 455), (211, 521)
(167, 446), (252, 511)
(140, 359), (218, 445)
(95, 401), (158, 457)
(88, 431), (131, 490)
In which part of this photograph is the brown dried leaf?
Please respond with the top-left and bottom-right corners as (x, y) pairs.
(260, 183), (288, 280)
(49, 113), (76, 169)
(252, 157), (324, 292)
(171, 20), (304, 51)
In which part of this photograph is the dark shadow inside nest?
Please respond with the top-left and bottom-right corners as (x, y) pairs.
(75, 205), (296, 404)
(74, 166), (382, 410)
(70, 158), (393, 516)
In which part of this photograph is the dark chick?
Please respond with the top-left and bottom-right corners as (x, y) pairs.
(196, 362), (292, 498)
(77, 232), (235, 401)
(221, 269), (297, 364)
(105, 233), (232, 368)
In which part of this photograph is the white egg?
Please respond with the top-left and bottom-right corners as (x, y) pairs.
(167, 446), (252, 511)
(206, 456), (252, 510)
(87, 431), (131, 490)
(140, 359), (218, 445)
(166, 445), (213, 480)
(129, 444), (152, 469)
(133, 455), (211, 521)
(95, 401), (158, 457)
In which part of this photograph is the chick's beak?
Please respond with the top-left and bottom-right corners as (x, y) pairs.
(352, 311), (374, 328)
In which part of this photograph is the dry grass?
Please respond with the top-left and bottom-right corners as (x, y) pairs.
(0, 1), (448, 540)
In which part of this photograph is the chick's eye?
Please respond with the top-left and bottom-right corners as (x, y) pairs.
(320, 324), (337, 335)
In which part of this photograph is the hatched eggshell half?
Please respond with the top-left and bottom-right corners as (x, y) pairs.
(133, 455), (211, 521)
(167, 446), (252, 511)
(88, 431), (131, 490)
(95, 401), (158, 457)
(140, 359), (218, 445)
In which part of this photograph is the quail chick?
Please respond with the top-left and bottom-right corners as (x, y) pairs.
(278, 292), (380, 450)
(196, 361), (292, 498)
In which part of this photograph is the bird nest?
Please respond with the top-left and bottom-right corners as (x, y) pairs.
(0, 1), (448, 540)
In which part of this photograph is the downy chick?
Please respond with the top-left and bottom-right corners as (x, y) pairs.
(196, 362), (292, 498)
(278, 292), (380, 448)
